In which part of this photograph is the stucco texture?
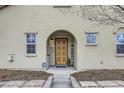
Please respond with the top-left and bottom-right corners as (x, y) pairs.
(0, 6), (124, 70)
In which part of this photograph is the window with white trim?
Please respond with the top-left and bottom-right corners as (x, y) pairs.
(26, 33), (36, 54)
(86, 33), (97, 45)
(116, 32), (124, 54)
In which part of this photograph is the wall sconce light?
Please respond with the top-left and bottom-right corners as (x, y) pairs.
(49, 38), (55, 47)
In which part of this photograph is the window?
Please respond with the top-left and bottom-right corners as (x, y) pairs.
(26, 33), (36, 54)
(86, 33), (97, 45)
(116, 33), (124, 55)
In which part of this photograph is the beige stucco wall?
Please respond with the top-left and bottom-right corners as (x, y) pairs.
(0, 5), (124, 70)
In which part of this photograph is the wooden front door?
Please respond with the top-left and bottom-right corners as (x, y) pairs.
(55, 38), (68, 66)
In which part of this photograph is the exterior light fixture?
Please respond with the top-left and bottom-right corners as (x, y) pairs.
(49, 37), (55, 47)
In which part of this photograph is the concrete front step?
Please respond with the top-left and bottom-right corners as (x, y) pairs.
(54, 76), (70, 79)
(52, 77), (71, 88)
(53, 78), (70, 81)
(52, 84), (71, 88)
(53, 79), (70, 81)
(52, 85), (71, 88)
(52, 82), (70, 85)
(53, 82), (70, 85)
(47, 67), (74, 88)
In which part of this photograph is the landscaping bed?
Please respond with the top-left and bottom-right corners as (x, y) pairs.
(0, 69), (52, 81)
(71, 69), (124, 81)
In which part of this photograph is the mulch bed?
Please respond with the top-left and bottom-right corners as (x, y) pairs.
(71, 69), (124, 81)
(0, 69), (52, 81)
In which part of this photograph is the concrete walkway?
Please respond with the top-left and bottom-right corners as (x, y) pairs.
(0, 80), (45, 88)
(46, 67), (77, 88)
(79, 80), (124, 88)
(46, 67), (124, 88)
(52, 74), (71, 88)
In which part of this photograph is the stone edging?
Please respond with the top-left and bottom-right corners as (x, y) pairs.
(43, 75), (53, 88)
(70, 76), (80, 88)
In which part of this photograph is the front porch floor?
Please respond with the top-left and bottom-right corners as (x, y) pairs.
(46, 66), (77, 75)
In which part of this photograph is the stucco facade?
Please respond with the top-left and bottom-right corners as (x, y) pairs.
(0, 5), (124, 70)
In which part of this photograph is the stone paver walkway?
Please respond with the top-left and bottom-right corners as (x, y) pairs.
(0, 80), (45, 88)
(23, 80), (45, 88)
(79, 80), (124, 88)
(46, 67), (77, 88)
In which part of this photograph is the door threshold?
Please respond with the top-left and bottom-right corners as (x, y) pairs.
(55, 65), (67, 67)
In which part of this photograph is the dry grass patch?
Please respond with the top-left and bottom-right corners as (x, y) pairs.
(0, 69), (52, 81)
(71, 69), (124, 81)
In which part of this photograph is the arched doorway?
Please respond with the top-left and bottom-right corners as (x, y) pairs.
(46, 30), (77, 68)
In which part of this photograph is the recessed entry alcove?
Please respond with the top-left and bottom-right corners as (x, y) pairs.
(46, 30), (77, 69)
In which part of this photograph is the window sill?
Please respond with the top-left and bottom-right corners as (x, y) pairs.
(86, 44), (97, 46)
(25, 54), (37, 57)
(116, 54), (124, 57)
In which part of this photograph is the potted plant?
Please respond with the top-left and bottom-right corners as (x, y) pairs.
(67, 58), (70, 67)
